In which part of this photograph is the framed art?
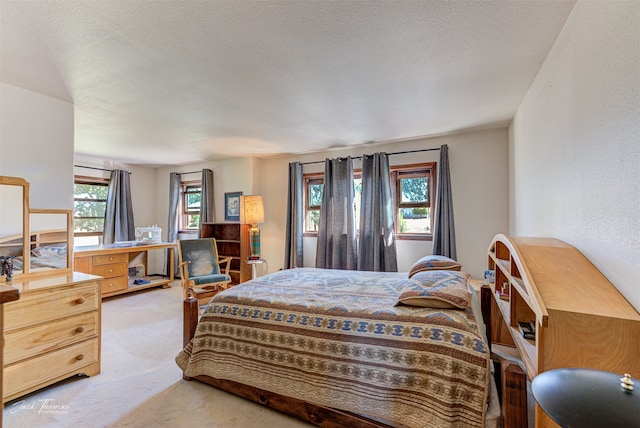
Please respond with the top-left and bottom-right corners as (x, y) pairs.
(224, 192), (242, 221)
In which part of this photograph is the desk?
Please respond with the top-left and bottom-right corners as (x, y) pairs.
(74, 242), (176, 298)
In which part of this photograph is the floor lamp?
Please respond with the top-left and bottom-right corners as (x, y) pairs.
(242, 195), (265, 260)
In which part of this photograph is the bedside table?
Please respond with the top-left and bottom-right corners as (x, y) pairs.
(246, 259), (267, 280)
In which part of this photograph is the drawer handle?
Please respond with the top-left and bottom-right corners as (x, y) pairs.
(109, 256), (114, 261)
(76, 325), (86, 334)
(76, 354), (85, 361)
(75, 297), (86, 305)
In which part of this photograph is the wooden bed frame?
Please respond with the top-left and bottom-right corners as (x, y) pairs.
(181, 236), (640, 428)
(0, 229), (68, 253)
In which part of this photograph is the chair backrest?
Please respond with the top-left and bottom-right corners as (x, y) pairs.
(177, 238), (221, 278)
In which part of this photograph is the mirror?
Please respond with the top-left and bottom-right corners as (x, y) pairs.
(0, 176), (29, 280)
(29, 210), (73, 274)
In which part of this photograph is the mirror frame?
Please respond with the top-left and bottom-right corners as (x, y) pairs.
(0, 176), (30, 281)
(29, 209), (74, 276)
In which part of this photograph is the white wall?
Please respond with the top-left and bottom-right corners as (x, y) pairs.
(258, 128), (509, 278)
(0, 82), (74, 209)
(154, 157), (257, 235)
(510, 1), (640, 311)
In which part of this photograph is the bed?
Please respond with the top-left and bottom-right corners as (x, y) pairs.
(177, 265), (500, 428)
(0, 229), (70, 273)
(12, 244), (68, 270)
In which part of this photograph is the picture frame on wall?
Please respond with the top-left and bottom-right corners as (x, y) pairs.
(225, 192), (242, 221)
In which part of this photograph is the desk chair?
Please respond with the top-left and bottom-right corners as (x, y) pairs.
(177, 238), (232, 305)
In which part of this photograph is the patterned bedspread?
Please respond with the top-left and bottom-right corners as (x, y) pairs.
(12, 254), (67, 270)
(176, 268), (490, 428)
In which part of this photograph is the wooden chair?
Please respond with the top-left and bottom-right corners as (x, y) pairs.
(177, 238), (232, 305)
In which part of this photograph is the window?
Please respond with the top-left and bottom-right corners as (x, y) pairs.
(392, 163), (436, 239)
(180, 181), (201, 230)
(303, 162), (435, 239)
(305, 177), (323, 232)
(74, 177), (109, 235)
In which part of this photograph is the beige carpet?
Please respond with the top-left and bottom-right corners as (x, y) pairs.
(3, 282), (312, 428)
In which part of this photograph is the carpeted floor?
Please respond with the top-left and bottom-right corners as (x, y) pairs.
(3, 282), (312, 428)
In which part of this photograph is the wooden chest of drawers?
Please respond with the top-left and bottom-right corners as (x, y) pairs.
(2, 272), (102, 403)
(89, 253), (128, 295)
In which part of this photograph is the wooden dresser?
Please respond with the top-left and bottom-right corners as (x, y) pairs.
(481, 234), (640, 428)
(1, 284), (20, 427)
(2, 272), (102, 403)
(74, 242), (175, 298)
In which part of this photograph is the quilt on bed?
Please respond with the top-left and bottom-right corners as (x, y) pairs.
(11, 246), (68, 270)
(176, 268), (490, 428)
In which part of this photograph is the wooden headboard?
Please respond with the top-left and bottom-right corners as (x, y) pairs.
(481, 234), (640, 427)
(0, 229), (69, 253)
(0, 229), (72, 278)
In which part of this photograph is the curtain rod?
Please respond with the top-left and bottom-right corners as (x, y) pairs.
(74, 165), (131, 174)
(298, 147), (441, 166)
(175, 171), (201, 175)
(74, 165), (112, 172)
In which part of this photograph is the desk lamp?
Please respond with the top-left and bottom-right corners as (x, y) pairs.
(532, 368), (639, 428)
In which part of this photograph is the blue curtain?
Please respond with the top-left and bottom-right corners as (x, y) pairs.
(284, 162), (304, 269)
(198, 169), (215, 237)
(357, 152), (398, 271)
(166, 172), (180, 276)
(316, 157), (357, 270)
(432, 144), (457, 259)
(103, 169), (135, 244)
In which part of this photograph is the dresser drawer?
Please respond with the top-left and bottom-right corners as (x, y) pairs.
(93, 262), (128, 279)
(101, 276), (128, 295)
(93, 253), (127, 265)
(4, 339), (99, 399)
(4, 284), (99, 330)
(4, 312), (98, 364)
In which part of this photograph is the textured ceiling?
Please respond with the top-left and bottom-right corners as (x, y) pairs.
(0, 0), (576, 167)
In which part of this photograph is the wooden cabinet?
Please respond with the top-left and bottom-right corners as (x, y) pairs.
(74, 242), (175, 298)
(90, 253), (128, 295)
(200, 223), (251, 285)
(482, 234), (640, 427)
(2, 272), (102, 402)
